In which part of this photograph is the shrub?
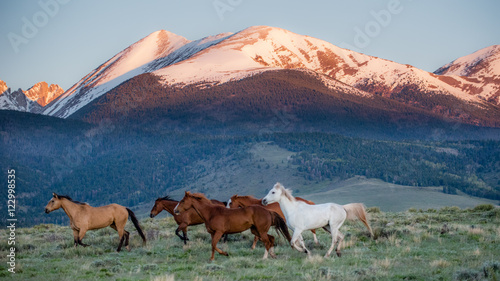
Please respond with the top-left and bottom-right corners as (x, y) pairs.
(439, 206), (461, 213)
(483, 261), (500, 278)
(367, 206), (381, 213)
(471, 204), (494, 212)
(453, 269), (482, 281)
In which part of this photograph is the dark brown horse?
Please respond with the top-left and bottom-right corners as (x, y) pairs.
(228, 194), (321, 245)
(44, 193), (146, 252)
(174, 192), (290, 261)
(149, 195), (226, 244)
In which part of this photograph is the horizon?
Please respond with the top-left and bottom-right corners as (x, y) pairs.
(1, 0), (499, 91)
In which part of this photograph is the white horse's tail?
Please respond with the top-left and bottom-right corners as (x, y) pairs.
(343, 203), (373, 238)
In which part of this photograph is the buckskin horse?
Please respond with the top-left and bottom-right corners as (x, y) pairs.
(44, 193), (146, 252)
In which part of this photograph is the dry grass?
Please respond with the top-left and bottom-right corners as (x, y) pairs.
(430, 259), (451, 268)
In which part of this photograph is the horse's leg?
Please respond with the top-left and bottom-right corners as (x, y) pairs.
(176, 223), (189, 244)
(251, 236), (259, 250)
(78, 229), (90, 247)
(267, 234), (276, 259)
(335, 231), (345, 257)
(325, 225), (340, 258)
(109, 223), (126, 252)
(210, 231), (228, 261)
(73, 230), (79, 248)
(249, 226), (263, 250)
(291, 230), (309, 255)
(123, 230), (130, 251)
(310, 229), (319, 244)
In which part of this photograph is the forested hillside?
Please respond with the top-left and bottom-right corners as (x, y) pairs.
(1, 111), (499, 227)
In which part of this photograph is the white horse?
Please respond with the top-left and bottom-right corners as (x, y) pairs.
(262, 182), (373, 258)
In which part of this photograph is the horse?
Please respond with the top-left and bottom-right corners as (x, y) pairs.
(174, 191), (291, 261)
(44, 193), (146, 252)
(227, 194), (322, 247)
(262, 183), (372, 258)
(149, 195), (227, 244)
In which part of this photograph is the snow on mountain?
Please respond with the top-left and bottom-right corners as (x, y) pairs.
(435, 45), (500, 77)
(434, 45), (500, 104)
(0, 80), (63, 112)
(154, 26), (494, 105)
(43, 30), (191, 118)
(41, 26), (499, 119)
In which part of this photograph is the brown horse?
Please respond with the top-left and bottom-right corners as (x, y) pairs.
(149, 195), (227, 244)
(44, 193), (146, 252)
(174, 192), (291, 261)
(228, 194), (321, 246)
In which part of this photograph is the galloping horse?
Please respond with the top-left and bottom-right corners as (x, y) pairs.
(262, 183), (372, 258)
(149, 195), (227, 244)
(227, 194), (322, 247)
(45, 193), (146, 252)
(174, 191), (290, 261)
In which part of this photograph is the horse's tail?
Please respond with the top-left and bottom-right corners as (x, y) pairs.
(271, 211), (291, 243)
(126, 208), (147, 246)
(343, 203), (374, 238)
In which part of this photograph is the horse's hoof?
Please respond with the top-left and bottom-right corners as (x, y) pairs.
(336, 252), (342, 257)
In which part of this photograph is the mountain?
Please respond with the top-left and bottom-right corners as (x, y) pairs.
(42, 30), (191, 118)
(24, 82), (64, 107)
(0, 80), (63, 112)
(25, 26), (500, 129)
(434, 45), (500, 104)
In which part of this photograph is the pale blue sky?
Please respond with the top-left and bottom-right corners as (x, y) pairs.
(1, 0), (499, 90)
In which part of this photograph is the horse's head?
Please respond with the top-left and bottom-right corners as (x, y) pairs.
(227, 195), (240, 209)
(45, 193), (63, 213)
(174, 191), (194, 215)
(262, 183), (285, 205)
(150, 198), (164, 218)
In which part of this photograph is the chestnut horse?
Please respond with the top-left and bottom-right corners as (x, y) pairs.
(174, 192), (290, 261)
(44, 193), (146, 252)
(149, 195), (226, 244)
(227, 194), (321, 246)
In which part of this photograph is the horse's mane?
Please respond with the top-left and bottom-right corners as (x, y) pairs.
(275, 183), (296, 202)
(231, 194), (258, 200)
(58, 195), (88, 205)
(190, 192), (212, 204)
(157, 195), (177, 202)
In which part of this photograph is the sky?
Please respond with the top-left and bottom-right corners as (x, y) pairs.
(0, 0), (499, 91)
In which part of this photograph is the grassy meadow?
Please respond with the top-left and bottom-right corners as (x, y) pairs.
(1, 204), (499, 280)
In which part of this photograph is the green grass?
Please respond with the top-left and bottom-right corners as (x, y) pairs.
(1, 205), (499, 280)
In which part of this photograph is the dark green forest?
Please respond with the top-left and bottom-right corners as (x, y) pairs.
(1, 110), (499, 227)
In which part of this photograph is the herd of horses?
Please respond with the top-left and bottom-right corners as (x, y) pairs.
(45, 183), (373, 261)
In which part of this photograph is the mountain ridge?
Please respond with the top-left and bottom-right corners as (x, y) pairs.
(0, 80), (63, 112)
(3, 26), (500, 130)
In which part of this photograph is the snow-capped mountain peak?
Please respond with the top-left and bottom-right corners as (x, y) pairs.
(434, 45), (500, 77)
(43, 30), (191, 118)
(35, 26), (500, 122)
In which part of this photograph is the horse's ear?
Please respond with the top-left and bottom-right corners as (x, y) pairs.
(185, 191), (191, 196)
(52, 193), (59, 199)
